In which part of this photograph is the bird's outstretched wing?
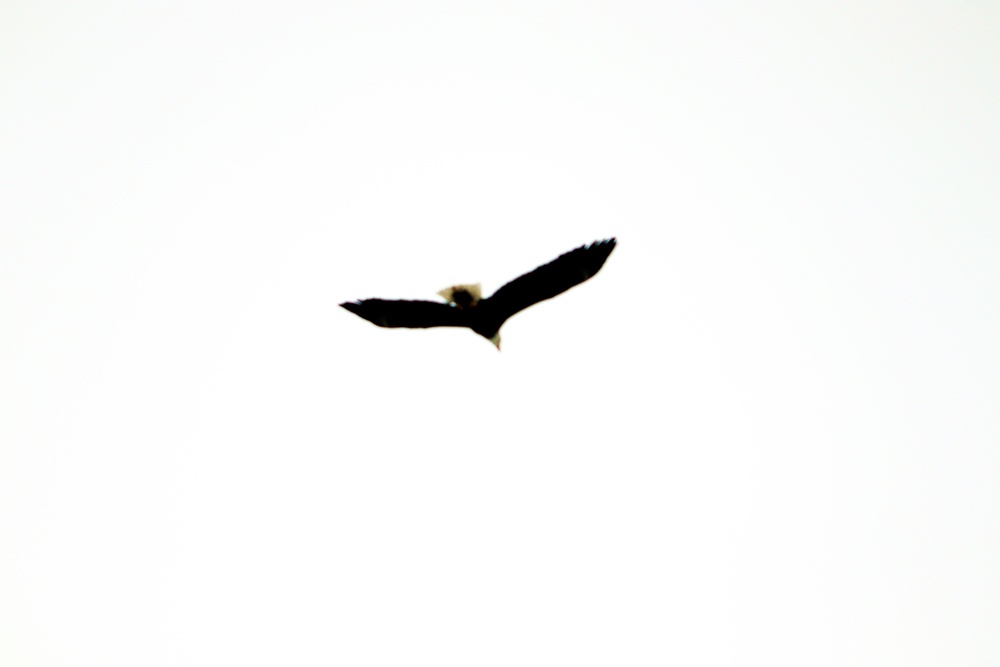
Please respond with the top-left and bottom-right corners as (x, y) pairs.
(340, 299), (467, 329)
(483, 238), (616, 325)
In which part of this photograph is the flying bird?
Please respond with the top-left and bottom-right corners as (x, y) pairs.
(340, 238), (616, 349)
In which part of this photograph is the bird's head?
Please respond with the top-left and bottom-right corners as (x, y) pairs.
(437, 283), (481, 309)
(489, 332), (501, 351)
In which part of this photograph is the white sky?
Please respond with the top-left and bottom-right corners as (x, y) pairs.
(2, 2), (999, 665)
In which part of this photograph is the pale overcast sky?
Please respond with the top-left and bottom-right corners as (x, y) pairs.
(2, 2), (999, 665)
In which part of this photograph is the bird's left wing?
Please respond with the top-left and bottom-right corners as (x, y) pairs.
(340, 299), (467, 329)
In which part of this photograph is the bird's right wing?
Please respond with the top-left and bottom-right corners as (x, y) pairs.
(483, 238), (616, 325)
(339, 299), (467, 329)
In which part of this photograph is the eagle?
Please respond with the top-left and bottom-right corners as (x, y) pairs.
(340, 238), (616, 349)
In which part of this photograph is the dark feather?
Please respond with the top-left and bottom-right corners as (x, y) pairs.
(482, 238), (616, 326)
(339, 299), (466, 329)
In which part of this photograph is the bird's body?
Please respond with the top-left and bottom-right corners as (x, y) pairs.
(340, 238), (616, 349)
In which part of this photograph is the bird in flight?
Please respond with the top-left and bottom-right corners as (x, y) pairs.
(340, 238), (616, 350)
